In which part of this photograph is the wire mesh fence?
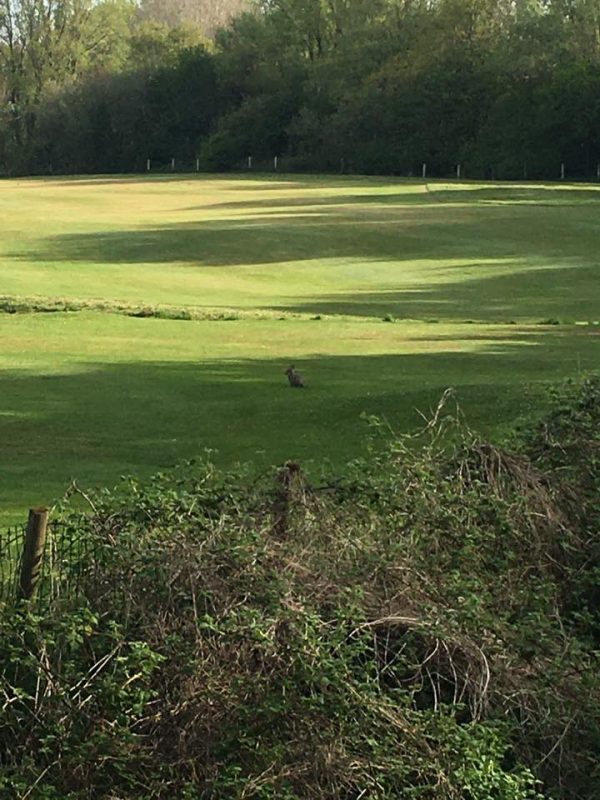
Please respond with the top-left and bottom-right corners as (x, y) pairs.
(0, 524), (25, 605)
(0, 465), (305, 614)
(0, 517), (101, 612)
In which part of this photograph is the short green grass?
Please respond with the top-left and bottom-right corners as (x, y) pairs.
(1, 174), (599, 523)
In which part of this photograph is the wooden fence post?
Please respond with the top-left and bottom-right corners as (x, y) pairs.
(17, 508), (49, 601)
(273, 462), (301, 537)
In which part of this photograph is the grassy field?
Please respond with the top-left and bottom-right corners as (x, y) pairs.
(1, 174), (599, 523)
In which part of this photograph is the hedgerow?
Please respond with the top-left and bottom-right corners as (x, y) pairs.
(2, 378), (600, 799)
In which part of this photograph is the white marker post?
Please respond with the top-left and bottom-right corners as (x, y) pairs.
(560, 162), (565, 181)
(248, 156), (253, 169)
(196, 158), (200, 172)
(146, 158), (151, 172)
(171, 157), (175, 172)
(274, 156), (278, 171)
(456, 164), (461, 179)
(422, 163), (427, 179)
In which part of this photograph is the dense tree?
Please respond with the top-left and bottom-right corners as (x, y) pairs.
(0, 0), (138, 168)
(128, 19), (207, 70)
(0, 0), (136, 104)
(138, 0), (252, 38)
(2, 0), (600, 177)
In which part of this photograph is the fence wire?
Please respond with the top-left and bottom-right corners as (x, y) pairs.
(0, 524), (25, 604)
(0, 519), (99, 612)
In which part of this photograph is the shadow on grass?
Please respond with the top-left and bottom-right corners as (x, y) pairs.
(25, 175), (331, 190)
(0, 328), (596, 514)
(5, 179), (600, 324)
(187, 182), (600, 213)
(270, 264), (600, 321)
(11, 177), (600, 269)
(12, 205), (599, 267)
(187, 190), (432, 212)
(427, 184), (600, 206)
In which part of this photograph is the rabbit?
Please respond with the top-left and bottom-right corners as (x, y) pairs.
(284, 365), (304, 388)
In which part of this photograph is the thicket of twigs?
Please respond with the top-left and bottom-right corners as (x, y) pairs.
(2, 376), (600, 799)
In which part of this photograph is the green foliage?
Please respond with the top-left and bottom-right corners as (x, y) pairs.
(128, 20), (209, 71)
(3, 0), (600, 175)
(3, 377), (600, 797)
(0, 606), (164, 798)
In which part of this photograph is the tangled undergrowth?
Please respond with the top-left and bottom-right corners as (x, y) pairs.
(2, 377), (600, 799)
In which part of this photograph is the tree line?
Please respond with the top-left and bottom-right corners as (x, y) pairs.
(2, 0), (600, 179)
